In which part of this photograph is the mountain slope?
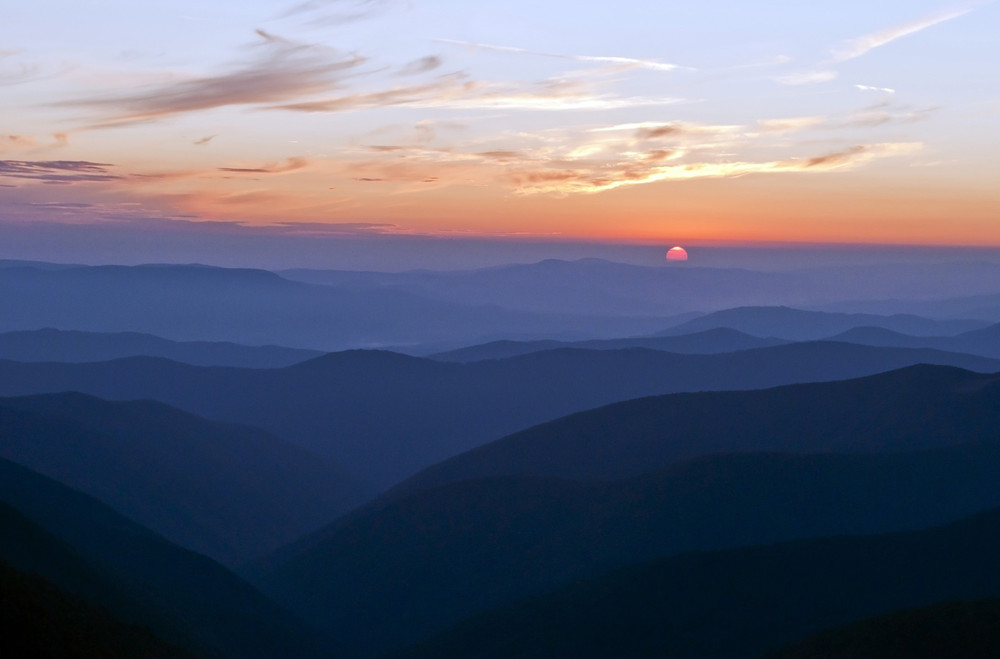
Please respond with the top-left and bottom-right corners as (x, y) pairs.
(764, 599), (1000, 659)
(0, 557), (198, 659)
(0, 459), (338, 659)
(260, 439), (1000, 655)
(0, 393), (369, 564)
(0, 345), (997, 488)
(398, 363), (1000, 492)
(396, 507), (1000, 659)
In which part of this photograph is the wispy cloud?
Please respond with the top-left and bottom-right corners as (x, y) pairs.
(855, 84), (896, 94)
(193, 135), (216, 146)
(276, 0), (404, 26)
(437, 39), (683, 72)
(1, 135), (39, 151)
(505, 142), (922, 195)
(0, 160), (121, 184)
(775, 70), (838, 86)
(831, 1), (990, 62)
(397, 56), (442, 76)
(218, 157), (309, 174)
(757, 116), (828, 133)
(62, 30), (366, 127)
(273, 73), (684, 112)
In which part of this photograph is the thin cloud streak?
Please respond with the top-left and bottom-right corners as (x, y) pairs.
(62, 31), (367, 127)
(831, 1), (990, 62)
(437, 39), (683, 72)
(0, 160), (121, 184)
(273, 74), (684, 112)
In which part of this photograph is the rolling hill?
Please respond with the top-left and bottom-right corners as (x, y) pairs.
(396, 363), (1000, 492)
(395, 507), (1000, 659)
(0, 345), (997, 489)
(659, 305), (987, 340)
(260, 443), (1000, 655)
(0, 459), (339, 659)
(0, 393), (369, 564)
(0, 328), (322, 367)
(429, 328), (787, 362)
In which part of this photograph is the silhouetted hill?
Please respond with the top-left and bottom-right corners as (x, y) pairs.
(0, 262), (672, 351)
(830, 322), (1000, 359)
(0, 345), (998, 488)
(397, 364), (1000, 492)
(260, 438), (1000, 655)
(0, 558), (198, 659)
(0, 328), (322, 367)
(0, 393), (369, 564)
(659, 305), (986, 340)
(395, 507), (1000, 659)
(763, 599), (1000, 659)
(0, 459), (338, 659)
(430, 328), (786, 362)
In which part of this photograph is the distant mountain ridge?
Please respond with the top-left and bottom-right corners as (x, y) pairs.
(659, 305), (988, 340)
(0, 328), (322, 367)
(829, 322), (1000, 359)
(0, 261), (673, 351)
(430, 327), (787, 362)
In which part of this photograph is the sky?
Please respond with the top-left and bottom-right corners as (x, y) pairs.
(2, 0), (999, 267)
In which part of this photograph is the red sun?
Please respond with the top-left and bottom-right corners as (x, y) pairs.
(666, 246), (689, 261)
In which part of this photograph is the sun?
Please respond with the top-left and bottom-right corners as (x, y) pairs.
(666, 246), (688, 262)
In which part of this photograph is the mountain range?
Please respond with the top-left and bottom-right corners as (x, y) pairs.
(255, 365), (1000, 655)
(1, 344), (998, 489)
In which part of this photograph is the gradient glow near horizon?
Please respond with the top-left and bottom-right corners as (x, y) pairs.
(2, 0), (998, 247)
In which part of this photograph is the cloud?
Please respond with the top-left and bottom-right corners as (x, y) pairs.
(193, 135), (216, 146)
(775, 70), (838, 86)
(503, 142), (922, 195)
(0, 160), (121, 184)
(592, 121), (741, 138)
(273, 73), (683, 112)
(855, 84), (896, 94)
(437, 39), (683, 72)
(831, 2), (989, 62)
(397, 56), (442, 76)
(63, 30), (366, 127)
(277, 0), (403, 26)
(1, 135), (38, 151)
(218, 157), (309, 174)
(757, 116), (828, 133)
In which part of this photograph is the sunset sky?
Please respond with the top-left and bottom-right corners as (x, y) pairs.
(2, 0), (999, 265)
